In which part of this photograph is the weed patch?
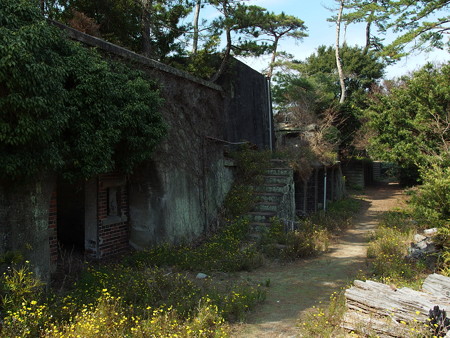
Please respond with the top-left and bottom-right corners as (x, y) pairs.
(367, 210), (427, 287)
(299, 292), (347, 338)
(127, 217), (263, 273)
(260, 198), (360, 261)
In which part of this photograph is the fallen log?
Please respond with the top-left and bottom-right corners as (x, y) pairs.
(423, 273), (450, 299)
(341, 274), (450, 337)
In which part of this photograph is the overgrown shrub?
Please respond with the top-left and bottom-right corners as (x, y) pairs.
(434, 225), (450, 276)
(223, 185), (255, 217)
(407, 165), (450, 276)
(229, 144), (272, 185)
(260, 198), (360, 261)
(260, 218), (329, 260)
(0, 263), (265, 336)
(0, 0), (166, 181)
(410, 165), (450, 226)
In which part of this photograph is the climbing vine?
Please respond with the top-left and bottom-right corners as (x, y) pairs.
(0, 0), (166, 181)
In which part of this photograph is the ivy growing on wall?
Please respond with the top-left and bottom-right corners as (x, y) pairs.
(0, 0), (166, 181)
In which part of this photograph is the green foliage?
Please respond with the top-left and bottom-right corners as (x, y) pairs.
(341, 0), (449, 59)
(260, 218), (330, 260)
(223, 184), (255, 217)
(410, 165), (450, 224)
(0, 263), (44, 314)
(0, 0), (166, 181)
(273, 44), (386, 157)
(435, 225), (450, 276)
(310, 197), (361, 233)
(0, 262), (265, 336)
(50, 0), (193, 61)
(299, 291), (347, 337)
(260, 198), (360, 261)
(367, 211), (426, 286)
(383, 0), (450, 58)
(367, 62), (450, 178)
(128, 217), (263, 273)
(229, 144), (272, 184)
(409, 164), (450, 276)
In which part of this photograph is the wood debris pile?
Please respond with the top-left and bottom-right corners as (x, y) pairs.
(342, 274), (450, 337)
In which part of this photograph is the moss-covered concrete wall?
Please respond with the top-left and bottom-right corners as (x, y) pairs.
(0, 22), (273, 279)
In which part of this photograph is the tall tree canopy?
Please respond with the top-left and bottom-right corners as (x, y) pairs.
(45, 0), (193, 61)
(385, 0), (450, 57)
(366, 62), (450, 182)
(254, 11), (307, 78)
(273, 44), (386, 156)
(0, 0), (166, 181)
(341, 0), (449, 58)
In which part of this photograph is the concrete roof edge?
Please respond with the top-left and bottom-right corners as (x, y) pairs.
(49, 20), (223, 92)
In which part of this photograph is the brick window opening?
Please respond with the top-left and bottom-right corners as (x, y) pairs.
(107, 187), (120, 217)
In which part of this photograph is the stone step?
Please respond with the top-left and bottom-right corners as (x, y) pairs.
(270, 158), (289, 166)
(253, 201), (278, 212)
(264, 175), (290, 185)
(248, 211), (276, 223)
(254, 183), (287, 194)
(265, 167), (292, 176)
(254, 192), (283, 203)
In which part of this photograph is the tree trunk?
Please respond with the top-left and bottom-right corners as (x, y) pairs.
(211, 2), (231, 82)
(192, 0), (201, 54)
(267, 36), (280, 79)
(141, 0), (153, 58)
(210, 28), (232, 82)
(364, 17), (373, 54)
(335, 0), (346, 104)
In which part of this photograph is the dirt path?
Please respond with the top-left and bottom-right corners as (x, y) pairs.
(231, 183), (406, 337)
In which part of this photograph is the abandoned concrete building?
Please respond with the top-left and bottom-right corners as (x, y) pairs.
(0, 23), (346, 281)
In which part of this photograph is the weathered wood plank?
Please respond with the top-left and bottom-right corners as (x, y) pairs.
(423, 273), (450, 298)
(342, 275), (450, 337)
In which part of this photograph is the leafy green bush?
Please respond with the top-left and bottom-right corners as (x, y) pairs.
(410, 165), (450, 225)
(229, 144), (272, 185)
(0, 0), (166, 181)
(260, 218), (329, 260)
(434, 225), (450, 276)
(223, 184), (255, 217)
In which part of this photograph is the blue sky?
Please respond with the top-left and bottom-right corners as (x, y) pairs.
(230, 0), (450, 78)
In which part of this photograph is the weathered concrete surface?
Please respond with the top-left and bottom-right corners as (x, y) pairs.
(129, 159), (233, 248)
(219, 59), (273, 150)
(0, 176), (55, 281)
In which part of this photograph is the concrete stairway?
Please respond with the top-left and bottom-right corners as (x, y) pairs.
(247, 160), (294, 234)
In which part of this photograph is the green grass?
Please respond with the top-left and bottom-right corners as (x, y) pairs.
(366, 210), (428, 288)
